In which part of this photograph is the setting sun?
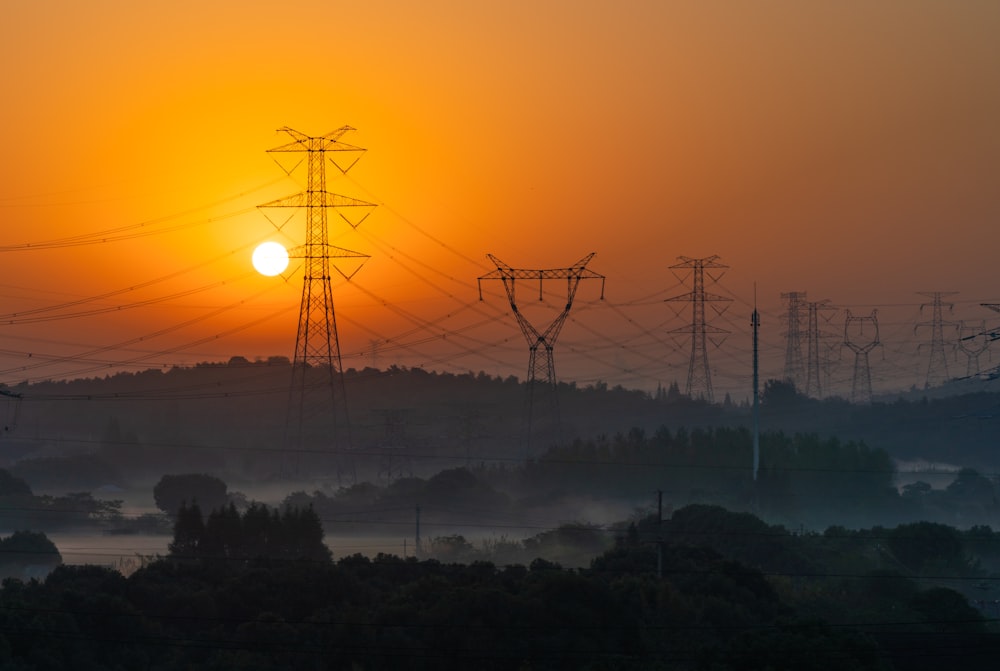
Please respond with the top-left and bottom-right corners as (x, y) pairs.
(251, 241), (289, 277)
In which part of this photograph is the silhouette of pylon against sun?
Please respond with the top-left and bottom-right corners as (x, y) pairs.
(781, 291), (807, 390)
(915, 291), (959, 388)
(804, 299), (837, 398)
(664, 256), (732, 403)
(844, 310), (880, 405)
(258, 126), (376, 481)
(957, 320), (990, 378)
(478, 253), (605, 457)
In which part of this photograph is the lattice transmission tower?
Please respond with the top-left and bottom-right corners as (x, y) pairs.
(844, 310), (880, 405)
(665, 256), (732, 403)
(957, 320), (989, 378)
(781, 291), (807, 390)
(478, 253), (605, 456)
(915, 291), (959, 388)
(258, 126), (376, 479)
(804, 299), (837, 398)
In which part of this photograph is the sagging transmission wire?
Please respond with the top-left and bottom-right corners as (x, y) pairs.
(338, 281), (520, 372)
(344, 174), (490, 272)
(0, 239), (266, 322)
(0, 281), (294, 382)
(0, 177), (284, 252)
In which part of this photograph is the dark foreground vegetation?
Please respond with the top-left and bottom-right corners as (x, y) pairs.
(2, 504), (1000, 670)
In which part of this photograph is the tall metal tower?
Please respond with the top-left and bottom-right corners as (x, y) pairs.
(665, 256), (732, 403)
(804, 299), (836, 398)
(781, 291), (808, 390)
(478, 253), (605, 456)
(844, 310), (880, 405)
(258, 127), (376, 479)
(915, 291), (958, 388)
(957, 320), (989, 378)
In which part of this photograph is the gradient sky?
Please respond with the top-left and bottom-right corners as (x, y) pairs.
(2, 1), (1000, 399)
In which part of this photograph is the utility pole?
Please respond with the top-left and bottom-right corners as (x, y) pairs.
(751, 293), (760, 482)
(657, 489), (663, 579)
(665, 256), (732, 403)
(915, 292), (959, 388)
(258, 127), (376, 481)
(478, 253), (605, 457)
(844, 310), (880, 405)
(415, 505), (422, 558)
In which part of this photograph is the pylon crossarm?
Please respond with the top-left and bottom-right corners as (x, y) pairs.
(258, 192), (376, 209)
(286, 244), (369, 260)
(269, 126), (355, 149)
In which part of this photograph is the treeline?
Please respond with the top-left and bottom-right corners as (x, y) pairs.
(5, 362), (1000, 486)
(0, 468), (129, 532)
(168, 501), (331, 564)
(3, 504), (999, 670)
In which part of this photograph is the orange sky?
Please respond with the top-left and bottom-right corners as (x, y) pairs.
(2, 1), (1000, 398)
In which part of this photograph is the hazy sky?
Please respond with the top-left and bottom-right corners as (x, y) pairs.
(2, 1), (999, 398)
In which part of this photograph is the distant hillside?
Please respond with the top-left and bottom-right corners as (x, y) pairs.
(2, 361), (999, 486)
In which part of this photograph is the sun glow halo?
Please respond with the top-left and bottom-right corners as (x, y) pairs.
(252, 242), (289, 277)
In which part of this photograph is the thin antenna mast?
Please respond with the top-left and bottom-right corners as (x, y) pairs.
(751, 284), (760, 482)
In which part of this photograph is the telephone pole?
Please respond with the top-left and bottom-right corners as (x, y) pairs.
(665, 256), (732, 403)
(258, 126), (376, 481)
(478, 253), (605, 457)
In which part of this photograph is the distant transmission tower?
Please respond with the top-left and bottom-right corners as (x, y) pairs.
(915, 291), (959, 388)
(258, 127), (376, 480)
(665, 256), (732, 403)
(844, 310), (879, 405)
(478, 253), (605, 456)
(373, 408), (414, 484)
(804, 299), (836, 398)
(957, 321), (989, 378)
(781, 291), (807, 390)
(980, 304), (1000, 342)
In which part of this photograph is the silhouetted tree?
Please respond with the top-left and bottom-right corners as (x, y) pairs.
(154, 473), (228, 516)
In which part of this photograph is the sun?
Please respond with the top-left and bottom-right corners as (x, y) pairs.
(252, 242), (289, 277)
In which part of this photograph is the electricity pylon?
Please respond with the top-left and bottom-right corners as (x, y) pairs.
(980, 304), (1000, 342)
(804, 299), (836, 398)
(781, 291), (807, 390)
(373, 408), (414, 484)
(957, 320), (989, 378)
(258, 126), (376, 480)
(665, 256), (732, 403)
(915, 291), (959, 388)
(478, 253), (605, 457)
(844, 310), (879, 405)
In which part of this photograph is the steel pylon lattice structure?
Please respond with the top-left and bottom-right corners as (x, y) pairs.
(957, 320), (990, 378)
(915, 291), (959, 388)
(258, 126), (376, 480)
(478, 253), (605, 456)
(781, 291), (807, 390)
(665, 256), (732, 403)
(804, 299), (836, 398)
(844, 310), (880, 405)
